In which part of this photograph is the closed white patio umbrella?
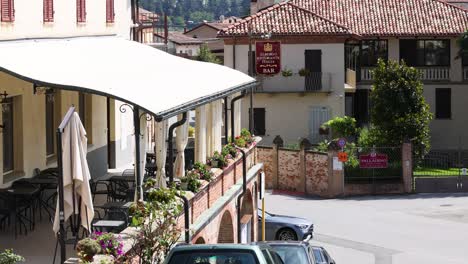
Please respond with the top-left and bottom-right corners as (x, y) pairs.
(53, 112), (94, 235)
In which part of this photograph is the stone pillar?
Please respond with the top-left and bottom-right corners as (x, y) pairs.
(195, 105), (207, 163)
(328, 150), (344, 198)
(298, 138), (311, 193)
(402, 141), (413, 193)
(234, 97), (242, 137)
(272, 136), (283, 189)
(206, 103), (213, 158)
(212, 100), (223, 154)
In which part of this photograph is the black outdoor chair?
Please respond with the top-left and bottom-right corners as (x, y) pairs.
(89, 178), (112, 203)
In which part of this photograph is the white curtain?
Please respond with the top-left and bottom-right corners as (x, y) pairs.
(212, 100), (222, 153)
(155, 119), (168, 188)
(136, 112), (147, 201)
(234, 96), (242, 137)
(53, 113), (94, 234)
(195, 105), (207, 163)
(174, 112), (189, 178)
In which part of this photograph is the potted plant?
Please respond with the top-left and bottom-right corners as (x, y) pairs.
(181, 172), (201, 193)
(0, 249), (25, 264)
(281, 68), (293, 77)
(77, 238), (101, 263)
(208, 151), (227, 169)
(222, 143), (238, 159)
(298, 68), (310, 77)
(89, 232), (124, 260)
(193, 162), (213, 182)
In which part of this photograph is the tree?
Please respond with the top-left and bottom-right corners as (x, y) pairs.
(369, 59), (432, 159)
(197, 44), (221, 64)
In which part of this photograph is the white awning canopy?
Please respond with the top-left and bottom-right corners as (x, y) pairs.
(0, 36), (256, 121)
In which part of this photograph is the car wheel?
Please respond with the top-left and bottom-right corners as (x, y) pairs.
(276, 228), (297, 241)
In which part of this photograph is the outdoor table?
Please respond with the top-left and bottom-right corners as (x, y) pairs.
(0, 185), (40, 237)
(92, 220), (126, 232)
(23, 177), (58, 219)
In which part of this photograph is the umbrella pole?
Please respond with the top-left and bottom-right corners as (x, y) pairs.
(134, 105), (142, 201)
(56, 128), (67, 264)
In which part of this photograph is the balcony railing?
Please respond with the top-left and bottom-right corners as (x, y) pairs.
(360, 66), (451, 82)
(257, 72), (333, 93)
(464, 67), (468, 81)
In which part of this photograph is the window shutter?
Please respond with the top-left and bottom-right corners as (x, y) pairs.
(106, 0), (114, 23)
(43, 0), (53, 22)
(1, 0), (14, 22)
(77, 0), (86, 22)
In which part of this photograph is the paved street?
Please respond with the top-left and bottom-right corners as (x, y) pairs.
(264, 192), (468, 264)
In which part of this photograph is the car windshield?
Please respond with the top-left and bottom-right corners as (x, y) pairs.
(269, 245), (309, 264)
(167, 250), (259, 264)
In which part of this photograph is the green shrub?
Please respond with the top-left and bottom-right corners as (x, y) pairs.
(321, 116), (358, 139)
(181, 172), (202, 193)
(222, 143), (238, 158)
(0, 249), (24, 264)
(193, 162), (213, 181)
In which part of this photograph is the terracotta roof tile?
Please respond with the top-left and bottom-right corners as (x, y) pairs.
(291, 0), (468, 37)
(220, 0), (468, 37)
(219, 2), (355, 37)
(155, 32), (204, 45)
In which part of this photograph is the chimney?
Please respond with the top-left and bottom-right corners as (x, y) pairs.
(250, 0), (275, 14)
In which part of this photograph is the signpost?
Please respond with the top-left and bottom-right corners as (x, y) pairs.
(259, 171), (266, 241)
(255, 41), (281, 75)
(337, 138), (347, 148)
(338, 152), (348, 162)
(359, 153), (388, 168)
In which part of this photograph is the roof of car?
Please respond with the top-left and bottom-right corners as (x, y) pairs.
(171, 244), (266, 252)
(255, 241), (310, 246)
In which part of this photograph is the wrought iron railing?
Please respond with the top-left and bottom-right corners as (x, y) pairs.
(258, 72), (333, 93)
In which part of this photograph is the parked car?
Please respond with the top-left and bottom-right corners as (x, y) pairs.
(261, 241), (315, 264)
(310, 245), (335, 264)
(258, 209), (314, 241)
(164, 244), (285, 264)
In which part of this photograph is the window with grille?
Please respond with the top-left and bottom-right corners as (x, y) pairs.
(43, 0), (53, 22)
(76, 0), (86, 23)
(1, 0), (14, 22)
(106, 0), (114, 23)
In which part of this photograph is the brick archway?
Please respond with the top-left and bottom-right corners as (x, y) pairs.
(195, 237), (206, 244)
(218, 210), (234, 243)
(240, 189), (254, 242)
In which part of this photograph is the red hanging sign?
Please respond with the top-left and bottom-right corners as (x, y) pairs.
(255, 41), (281, 75)
(359, 153), (388, 168)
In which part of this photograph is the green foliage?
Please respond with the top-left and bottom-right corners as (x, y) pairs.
(222, 143), (238, 158)
(181, 172), (202, 192)
(285, 143), (300, 150)
(456, 31), (468, 59)
(370, 59), (432, 159)
(197, 44), (221, 64)
(321, 116), (358, 139)
(298, 68), (310, 77)
(77, 238), (101, 262)
(189, 11), (214, 23)
(234, 137), (246, 148)
(208, 151), (228, 168)
(281, 68), (293, 77)
(193, 161), (213, 181)
(127, 188), (183, 264)
(0, 249), (24, 264)
(233, 128), (254, 148)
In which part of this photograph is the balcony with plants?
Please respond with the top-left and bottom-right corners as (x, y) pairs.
(256, 68), (333, 93)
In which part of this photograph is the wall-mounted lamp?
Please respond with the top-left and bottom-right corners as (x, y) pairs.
(0, 91), (11, 113)
(33, 84), (55, 103)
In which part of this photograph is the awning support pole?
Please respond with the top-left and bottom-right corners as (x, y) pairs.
(224, 97), (228, 145)
(231, 92), (245, 142)
(134, 105), (143, 200)
(235, 147), (247, 243)
(168, 112), (187, 184)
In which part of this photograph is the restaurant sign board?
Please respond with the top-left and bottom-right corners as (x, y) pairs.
(255, 41), (281, 75)
(359, 153), (388, 169)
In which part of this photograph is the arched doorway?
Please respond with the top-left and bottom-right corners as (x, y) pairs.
(240, 190), (254, 243)
(195, 237), (206, 244)
(218, 210), (234, 243)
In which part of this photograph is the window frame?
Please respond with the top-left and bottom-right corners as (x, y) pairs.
(45, 94), (55, 156)
(400, 39), (451, 67)
(435, 88), (451, 119)
(3, 97), (14, 173)
(360, 39), (388, 67)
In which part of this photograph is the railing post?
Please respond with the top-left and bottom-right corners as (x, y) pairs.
(272, 136), (283, 190)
